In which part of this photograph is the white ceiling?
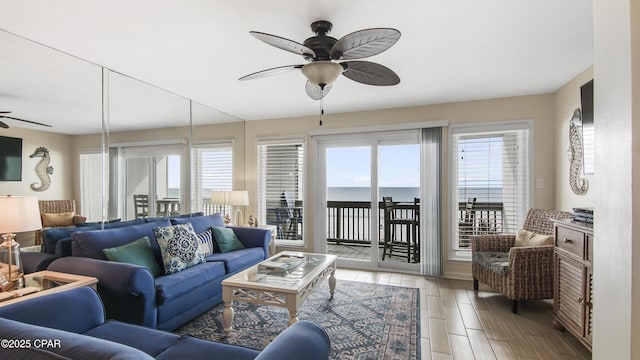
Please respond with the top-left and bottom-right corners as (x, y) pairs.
(0, 0), (593, 135)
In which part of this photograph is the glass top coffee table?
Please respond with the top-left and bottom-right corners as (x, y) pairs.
(221, 251), (337, 334)
(0, 270), (98, 306)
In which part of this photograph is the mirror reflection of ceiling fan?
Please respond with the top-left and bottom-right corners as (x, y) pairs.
(0, 111), (51, 129)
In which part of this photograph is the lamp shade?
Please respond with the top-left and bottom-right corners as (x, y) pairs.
(227, 191), (249, 206)
(211, 190), (229, 205)
(301, 61), (343, 86)
(0, 196), (42, 233)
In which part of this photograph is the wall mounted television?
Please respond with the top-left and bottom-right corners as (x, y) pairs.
(0, 135), (22, 181)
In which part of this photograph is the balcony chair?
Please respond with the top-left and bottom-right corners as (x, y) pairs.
(133, 194), (149, 218)
(283, 191), (303, 240)
(458, 197), (476, 248)
(381, 196), (419, 262)
(471, 208), (572, 313)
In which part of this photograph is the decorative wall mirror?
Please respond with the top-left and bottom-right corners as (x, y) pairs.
(569, 108), (588, 195)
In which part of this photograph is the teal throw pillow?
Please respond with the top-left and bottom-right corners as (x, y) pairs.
(102, 236), (162, 276)
(153, 222), (206, 275)
(211, 226), (245, 253)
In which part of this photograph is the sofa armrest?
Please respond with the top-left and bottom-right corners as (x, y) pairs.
(0, 287), (105, 334)
(255, 320), (330, 360)
(48, 257), (158, 328)
(228, 226), (271, 258)
(470, 234), (516, 252)
(21, 252), (59, 274)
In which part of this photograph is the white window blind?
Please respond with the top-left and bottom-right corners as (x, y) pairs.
(80, 152), (104, 222)
(257, 140), (304, 242)
(451, 124), (530, 251)
(193, 143), (233, 214)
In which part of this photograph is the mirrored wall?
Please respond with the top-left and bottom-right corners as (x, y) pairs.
(0, 29), (244, 227)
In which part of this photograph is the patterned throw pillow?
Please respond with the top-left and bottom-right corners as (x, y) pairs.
(196, 229), (214, 256)
(153, 223), (206, 275)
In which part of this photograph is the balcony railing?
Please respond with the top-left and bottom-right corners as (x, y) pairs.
(203, 200), (504, 249)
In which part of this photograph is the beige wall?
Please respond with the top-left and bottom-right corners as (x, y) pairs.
(0, 127), (74, 245)
(554, 66), (594, 211)
(73, 93), (559, 279)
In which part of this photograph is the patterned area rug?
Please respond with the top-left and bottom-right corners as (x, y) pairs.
(175, 280), (420, 360)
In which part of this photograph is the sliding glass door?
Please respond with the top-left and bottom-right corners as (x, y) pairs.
(316, 130), (422, 271)
(117, 144), (186, 220)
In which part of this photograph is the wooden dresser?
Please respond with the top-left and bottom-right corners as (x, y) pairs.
(553, 219), (593, 351)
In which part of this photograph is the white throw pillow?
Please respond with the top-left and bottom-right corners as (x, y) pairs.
(514, 229), (554, 247)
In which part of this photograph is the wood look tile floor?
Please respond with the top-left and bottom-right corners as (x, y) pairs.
(334, 268), (592, 360)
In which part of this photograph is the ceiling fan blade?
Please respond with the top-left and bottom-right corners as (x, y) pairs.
(331, 28), (401, 60)
(250, 31), (317, 58)
(0, 120), (8, 129)
(0, 116), (52, 127)
(305, 81), (332, 100)
(239, 64), (304, 81)
(341, 61), (400, 86)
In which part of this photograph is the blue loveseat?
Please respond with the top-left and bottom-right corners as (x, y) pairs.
(0, 287), (330, 360)
(47, 214), (272, 331)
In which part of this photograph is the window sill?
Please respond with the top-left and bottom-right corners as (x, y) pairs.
(448, 250), (471, 262)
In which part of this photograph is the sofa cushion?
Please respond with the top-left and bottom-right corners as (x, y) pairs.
(154, 261), (226, 304)
(206, 247), (265, 274)
(473, 251), (509, 276)
(211, 226), (245, 253)
(514, 229), (554, 247)
(72, 219), (170, 260)
(103, 236), (162, 276)
(154, 223), (206, 275)
(170, 214), (224, 233)
(41, 211), (75, 227)
(0, 317), (154, 360)
(196, 228), (214, 256)
(84, 320), (180, 357)
(155, 334), (258, 360)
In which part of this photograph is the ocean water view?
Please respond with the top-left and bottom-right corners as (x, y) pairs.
(328, 187), (503, 203)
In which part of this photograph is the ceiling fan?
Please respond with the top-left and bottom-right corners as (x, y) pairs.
(0, 111), (51, 129)
(239, 20), (401, 100)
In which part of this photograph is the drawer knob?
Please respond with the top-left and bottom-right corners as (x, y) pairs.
(563, 238), (573, 244)
(578, 297), (584, 303)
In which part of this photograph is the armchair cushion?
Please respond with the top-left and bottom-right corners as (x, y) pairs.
(472, 251), (509, 276)
(41, 211), (76, 227)
(514, 229), (554, 247)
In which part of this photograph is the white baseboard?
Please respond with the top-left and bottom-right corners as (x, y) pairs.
(443, 271), (473, 280)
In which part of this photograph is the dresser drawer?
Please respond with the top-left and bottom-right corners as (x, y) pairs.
(556, 226), (585, 258)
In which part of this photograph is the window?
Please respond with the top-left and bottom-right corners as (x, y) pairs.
(450, 122), (531, 257)
(257, 139), (305, 244)
(193, 143), (233, 215)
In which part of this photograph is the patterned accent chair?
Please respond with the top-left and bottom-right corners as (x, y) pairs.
(35, 200), (86, 245)
(471, 208), (572, 313)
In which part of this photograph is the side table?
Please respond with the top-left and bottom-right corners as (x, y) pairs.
(0, 270), (98, 307)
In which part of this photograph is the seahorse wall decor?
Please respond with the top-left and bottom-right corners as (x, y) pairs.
(569, 108), (588, 195)
(30, 146), (53, 192)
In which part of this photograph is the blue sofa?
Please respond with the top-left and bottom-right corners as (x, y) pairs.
(47, 214), (272, 331)
(22, 218), (149, 274)
(0, 287), (330, 360)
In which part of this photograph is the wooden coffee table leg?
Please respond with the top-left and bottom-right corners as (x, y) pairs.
(223, 300), (234, 335)
(288, 309), (299, 326)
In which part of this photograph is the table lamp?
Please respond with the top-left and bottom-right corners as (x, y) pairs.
(227, 191), (249, 225)
(211, 190), (231, 224)
(0, 196), (42, 288)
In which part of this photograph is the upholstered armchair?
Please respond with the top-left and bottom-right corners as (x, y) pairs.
(471, 208), (572, 313)
(35, 200), (86, 245)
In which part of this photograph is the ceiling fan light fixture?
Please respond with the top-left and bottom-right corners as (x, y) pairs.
(301, 61), (343, 87)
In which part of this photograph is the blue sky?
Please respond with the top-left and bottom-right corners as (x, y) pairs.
(326, 144), (420, 187)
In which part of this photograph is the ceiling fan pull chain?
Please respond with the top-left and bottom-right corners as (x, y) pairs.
(320, 89), (324, 126)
